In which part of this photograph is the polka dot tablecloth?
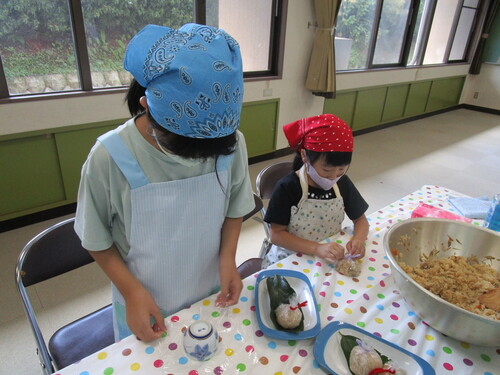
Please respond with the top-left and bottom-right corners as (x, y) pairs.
(53, 186), (499, 375)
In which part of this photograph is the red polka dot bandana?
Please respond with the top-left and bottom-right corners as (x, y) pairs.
(283, 114), (353, 152)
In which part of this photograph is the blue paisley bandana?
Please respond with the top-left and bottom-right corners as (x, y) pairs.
(124, 24), (244, 138)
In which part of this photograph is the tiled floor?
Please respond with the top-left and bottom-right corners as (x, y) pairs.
(1, 109), (499, 374)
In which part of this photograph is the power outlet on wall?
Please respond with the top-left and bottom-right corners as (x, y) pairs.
(473, 91), (479, 99)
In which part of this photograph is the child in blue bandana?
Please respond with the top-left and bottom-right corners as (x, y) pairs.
(75, 24), (254, 342)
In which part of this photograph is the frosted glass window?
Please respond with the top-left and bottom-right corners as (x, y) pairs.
(449, 7), (477, 60)
(423, 0), (461, 64)
(212, 0), (273, 72)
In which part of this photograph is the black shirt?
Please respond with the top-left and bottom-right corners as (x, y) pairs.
(264, 171), (368, 226)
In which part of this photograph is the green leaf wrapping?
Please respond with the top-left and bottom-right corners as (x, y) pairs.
(340, 333), (391, 375)
(266, 275), (304, 332)
(340, 333), (358, 375)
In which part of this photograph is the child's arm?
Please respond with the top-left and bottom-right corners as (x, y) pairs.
(269, 223), (344, 262)
(88, 245), (167, 341)
(346, 214), (369, 257)
(216, 217), (244, 307)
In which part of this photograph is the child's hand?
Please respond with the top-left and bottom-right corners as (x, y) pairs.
(346, 239), (366, 258)
(125, 286), (167, 342)
(216, 265), (243, 307)
(316, 242), (345, 263)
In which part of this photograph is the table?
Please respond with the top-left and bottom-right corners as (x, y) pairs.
(53, 185), (499, 375)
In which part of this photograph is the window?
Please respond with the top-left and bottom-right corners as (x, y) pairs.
(335, 0), (484, 71)
(211, 0), (274, 73)
(0, 0), (286, 98)
(335, 0), (377, 70)
(82, 0), (194, 90)
(447, 0), (481, 61)
(423, 0), (463, 64)
(372, 0), (413, 65)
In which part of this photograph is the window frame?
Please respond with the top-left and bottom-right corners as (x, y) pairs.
(337, 0), (487, 72)
(367, 0), (419, 69)
(0, 0), (287, 101)
(447, 1), (484, 62)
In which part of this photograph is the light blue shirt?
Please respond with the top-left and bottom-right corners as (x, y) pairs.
(75, 117), (254, 257)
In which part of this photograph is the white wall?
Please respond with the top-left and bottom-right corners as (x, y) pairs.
(1, 1), (492, 150)
(461, 63), (500, 110)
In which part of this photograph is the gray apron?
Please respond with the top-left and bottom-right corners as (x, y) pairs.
(263, 165), (344, 267)
(98, 130), (232, 340)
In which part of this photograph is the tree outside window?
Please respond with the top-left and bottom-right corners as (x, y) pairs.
(335, 0), (483, 71)
(0, 0), (284, 97)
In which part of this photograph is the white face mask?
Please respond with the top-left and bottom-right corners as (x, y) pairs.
(305, 162), (342, 191)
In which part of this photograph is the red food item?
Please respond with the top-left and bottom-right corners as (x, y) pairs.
(290, 300), (308, 310)
(368, 368), (396, 375)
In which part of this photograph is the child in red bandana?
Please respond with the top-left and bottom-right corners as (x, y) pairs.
(262, 114), (369, 268)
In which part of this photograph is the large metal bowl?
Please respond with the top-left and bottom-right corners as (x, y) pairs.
(383, 218), (500, 347)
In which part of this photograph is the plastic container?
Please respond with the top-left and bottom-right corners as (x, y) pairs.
(484, 193), (500, 231)
(411, 203), (472, 223)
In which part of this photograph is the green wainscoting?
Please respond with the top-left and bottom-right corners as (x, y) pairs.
(426, 77), (464, 112)
(55, 125), (118, 201)
(1, 134), (66, 215)
(382, 84), (409, 122)
(405, 81), (432, 117)
(0, 121), (120, 220)
(324, 76), (465, 130)
(352, 87), (387, 130)
(239, 99), (279, 158)
(323, 91), (356, 125)
(0, 99), (279, 221)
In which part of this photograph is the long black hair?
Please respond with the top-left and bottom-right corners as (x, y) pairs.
(292, 149), (352, 171)
(125, 78), (238, 160)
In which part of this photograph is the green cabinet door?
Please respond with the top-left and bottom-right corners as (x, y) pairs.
(56, 124), (118, 201)
(382, 84), (410, 122)
(239, 99), (278, 157)
(352, 87), (387, 130)
(426, 76), (465, 112)
(323, 91), (357, 126)
(404, 81), (432, 117)
(0, 135), (65, 217)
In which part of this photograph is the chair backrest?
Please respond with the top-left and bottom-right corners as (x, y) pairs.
(256, 161), (294, 201)
(242, 193), (264, 222)
(237, 257), (263, 279)
(15, 217), (99, 374)
(17, 218), (94, 287)
(255, 160), (294, 243)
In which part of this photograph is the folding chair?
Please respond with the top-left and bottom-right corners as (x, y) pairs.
(15, 217), (114, 374)
(16, 210), (265, 373)
(236, 257), (263, 279)
(242, 193), (264, 222)
(235, 193), (265, 278)
(255, 160), (294, 258)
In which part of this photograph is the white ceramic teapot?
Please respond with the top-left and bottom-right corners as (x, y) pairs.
(183, 320), (219, 361)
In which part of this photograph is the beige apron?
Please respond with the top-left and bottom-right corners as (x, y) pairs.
(263, 165), (344, 267)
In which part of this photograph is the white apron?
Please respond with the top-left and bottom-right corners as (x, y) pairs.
(98, 130), (232, 340)
(263, 165), (344, 268)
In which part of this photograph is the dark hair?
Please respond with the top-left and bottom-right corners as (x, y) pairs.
(292, 149), (352, 171)
(125, 78), (147, 116)
(125, 78), (237, 159)
(148, 112), (237, 159)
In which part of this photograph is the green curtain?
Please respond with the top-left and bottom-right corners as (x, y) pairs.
(469, 0), (500, 74)
(305, 0), (342, 98)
